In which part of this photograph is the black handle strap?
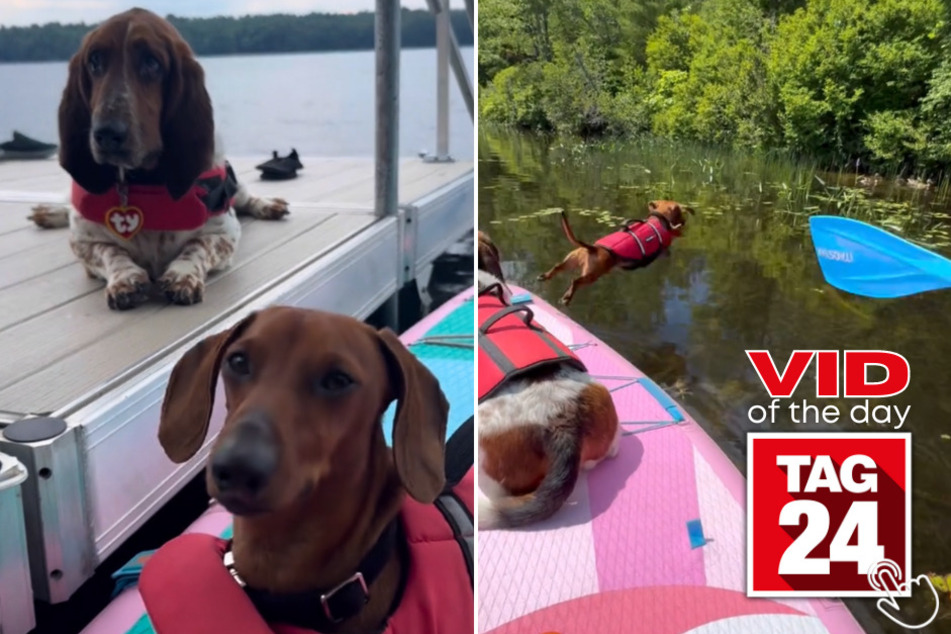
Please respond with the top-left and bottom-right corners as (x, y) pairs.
(617, 217), (644, 231)
(478, 304), (535, 335)
(437, 414), (474, 587)
(478, 282), (507, 300)
(444, 414), (473, 489)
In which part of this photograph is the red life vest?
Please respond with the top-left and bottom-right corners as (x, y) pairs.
(72, 164), (236, 239)
(478, 285), (585, 402)
(595, 214), (674, 263)
(138, 467), (474, 634)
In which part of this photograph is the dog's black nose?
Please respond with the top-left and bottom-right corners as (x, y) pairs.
(93, 121), (128, 153)
(211, 416), (278, 496)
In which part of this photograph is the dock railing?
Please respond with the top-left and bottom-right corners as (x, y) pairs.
(375, 0), (474, 221)
(426, 0), (475, 162)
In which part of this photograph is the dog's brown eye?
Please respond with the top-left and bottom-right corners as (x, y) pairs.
(226, 352), (251, 377)
(318, 370), (354, 394)
(140, 53), (161, 77)
(88, 51), (104, 75)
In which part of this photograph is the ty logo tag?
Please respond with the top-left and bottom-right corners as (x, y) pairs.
(105, 206), (144, 240)
(869, 559), (940, 630)
(747, 433), (911, 597)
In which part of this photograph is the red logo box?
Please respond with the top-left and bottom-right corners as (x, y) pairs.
(747, 432), (911, 597)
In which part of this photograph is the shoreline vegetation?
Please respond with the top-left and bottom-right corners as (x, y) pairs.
(0, 9), (472, 63)
(478, 0), (951, 185)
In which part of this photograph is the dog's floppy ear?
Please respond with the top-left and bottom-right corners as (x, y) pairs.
(160, 39), (214, 200)
(376, 327), (449, 503)
(477, 231), (506, 283)
(158, 313), (257, 463)
(58, 47), (115, 194)
(670, 203), (685, 229)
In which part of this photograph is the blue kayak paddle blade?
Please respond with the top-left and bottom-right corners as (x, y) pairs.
(809, 215), (951, 298)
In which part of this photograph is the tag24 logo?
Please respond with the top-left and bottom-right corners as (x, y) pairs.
(747, 433), (911, 597)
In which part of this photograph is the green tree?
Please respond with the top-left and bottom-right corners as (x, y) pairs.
(768, 0), (946, 166)
(478, 0), (951, 177)
(648, 0), (776, 148)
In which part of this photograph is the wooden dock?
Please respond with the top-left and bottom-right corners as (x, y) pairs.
(0, 154), (473, 603)
(0, 155), (472, 417)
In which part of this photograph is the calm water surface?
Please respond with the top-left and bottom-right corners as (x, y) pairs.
(480, 130), (951, 633)
(0, 47), (474, 159)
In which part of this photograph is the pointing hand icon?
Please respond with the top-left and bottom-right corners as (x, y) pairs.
(869, 560), (940, 630)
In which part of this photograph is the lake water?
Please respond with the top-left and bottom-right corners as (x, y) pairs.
(480, 130), (951, 633)
(0, 47), (474, 160)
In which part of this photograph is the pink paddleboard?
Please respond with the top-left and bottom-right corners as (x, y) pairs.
(478, 287), (866, 634)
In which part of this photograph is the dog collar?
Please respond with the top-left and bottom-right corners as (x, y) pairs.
(647, 210), (672, 227)
(223, 518), (401, 631)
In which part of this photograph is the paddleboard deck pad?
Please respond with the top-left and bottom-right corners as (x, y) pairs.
(478, 287), (865, 634)
(80, 289), (474, 634)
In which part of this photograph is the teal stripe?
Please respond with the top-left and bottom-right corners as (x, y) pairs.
(382, 298), (474, 444)
(127, 614), (154, 634)
(407, 298), (474, 361)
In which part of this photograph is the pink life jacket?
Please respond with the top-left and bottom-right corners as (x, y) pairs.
(71, 164), (236, 239)
(139, 467), (474, 634)
(595, 214), (674, 264)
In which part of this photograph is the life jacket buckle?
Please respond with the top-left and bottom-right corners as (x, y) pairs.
(223, 549), (246, 587)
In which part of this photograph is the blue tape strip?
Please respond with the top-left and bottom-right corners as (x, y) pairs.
(511, 293), (533, 304)
(687, 519), (706, 549)
(639, 377), (685, 422)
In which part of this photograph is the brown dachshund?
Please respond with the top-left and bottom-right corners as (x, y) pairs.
(29, 8), (288, 310)
(538, 200), (695, 305)
(157, 306), (459, 632)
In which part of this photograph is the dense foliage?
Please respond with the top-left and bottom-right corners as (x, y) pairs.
(479, 0), (951, 177)
(0, 9), (472, 62)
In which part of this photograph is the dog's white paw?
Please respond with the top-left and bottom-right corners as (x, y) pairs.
(608, 426), (622, 458)
(253, 197), (289, 220)
(477, 493), (499, 530)
(159, 264), (205, 306)
(106, 268), (151, 311)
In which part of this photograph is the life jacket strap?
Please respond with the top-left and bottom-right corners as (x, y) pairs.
(444, 414), (473, 488)
(438, 414), (474, 587)
(624, 228), (647, 258)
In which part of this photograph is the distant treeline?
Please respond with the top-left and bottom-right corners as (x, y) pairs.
(479, 0), (951, 179)
(0, 9), (473, 62)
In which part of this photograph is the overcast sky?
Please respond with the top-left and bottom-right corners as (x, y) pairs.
(0, 1), (433, 27)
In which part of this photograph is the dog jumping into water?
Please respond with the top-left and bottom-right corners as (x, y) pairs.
(538, 200), (695, 305)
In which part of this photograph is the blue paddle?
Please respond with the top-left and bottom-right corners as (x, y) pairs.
(809, 215), (951, 298)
